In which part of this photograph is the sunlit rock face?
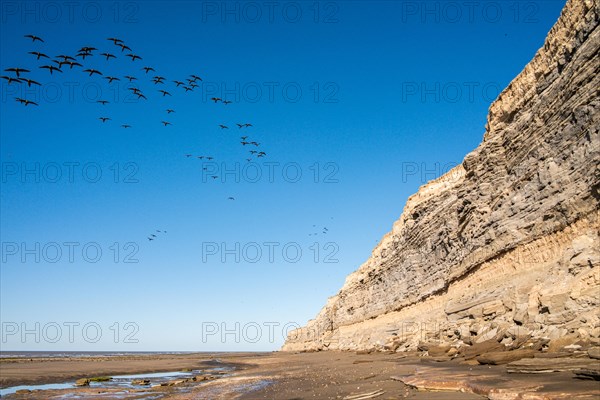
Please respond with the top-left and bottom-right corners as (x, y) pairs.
(282, 0), (600, 354)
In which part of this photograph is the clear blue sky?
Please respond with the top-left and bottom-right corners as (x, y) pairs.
(0, 0), (566, 351)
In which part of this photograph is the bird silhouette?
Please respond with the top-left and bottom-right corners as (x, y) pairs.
(190, 74), (202, 81)
(228, 197), (235, 200)
(241, 136), (248, 140)
(76, 52), (92, 60)
(183, 87), (192, 92)
(166, 109), (175, 114)
(25, 34), (44, 42)
(83, 69), (102, 76)
(142, 66), (155, 74)
(101, 52), (116, 60)
(126, 53), (142, 61)
(5, 68), (30, 77)
(64, 61), (83, 69)
(124, 75), (137, 82)
(257, 151), (266, 157)
(185, 154), (192, 158)
(244, 123), (253, 128)
(105, 76), (120, 83)
(223, 100), (232, 105)
(118, 43), (132, 52)
(99, 117), (111, 122)
(173, 80), (184, 86)
(39, 65), (62, 74)
(15, 98), (38, 106)
(211, 97), (222, 103)
(29, 51), (49, 60)
(135, 92), (147, 100)
(236, 123), (243, 129)
(20, 78), (41, 87)
(121, 124), (132, 128)
(158, 90), (171, 96)
(55, 55), (75, 61)
(107, 37), (123, 45)
(97, 100), (109, 105)
(152, 76), (165, 84)
(78, 46), (97, 53)
(1, 76), (21, 84)
(211, 176), (218, 179)
(219, 124), (229, 129)
(161, 121), (172, 126)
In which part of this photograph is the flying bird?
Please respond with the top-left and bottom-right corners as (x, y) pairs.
(1, 76), (21, 84)
(79, 46), (97, 53)
(152, 76), (165, 84)
(223, 100), (232, 105)
(211, 97), (222, 103)
(99, 117), (111, 122)
(161, 121), (172, 126)
(64, 61), (83, 69)
(135, 92), (147, 100)
(105, 76), (120, 83)
(166, 109), (175, 114)
(100, 52), (116, 60)
(118, 43), (132, 52)
(240, 136), (248, 140)
(5, 68), (30, 77)
(76, 52), (92, 60)
(126, 53), (142, 61)
(158, 90), (171, 96)
(29, 51), (49, 60)
(15, 98), (38, 106)
(97, 100), (109, 105)
(183, 86), (192, 92)
(83, 69), (102, 76)
(219, 124), (228, 129)
(236, 123), (243, 129)
(121, 124), (132, 128)
(20, 78), (41, 87)
(190, 74), (202, 81)
(107, 37), (123, 44)
(173, 80), (184, 86)
(55, 55), (75, 61)
(39, 65), (62, 74)
(142, 66), (155, 74)
(228, 197), (235, 200)
(24, 34), (43, 42)
(124, 75), (137, 82)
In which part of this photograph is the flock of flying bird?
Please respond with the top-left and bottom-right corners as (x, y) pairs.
(4, 34), (270, 167)
(3, 34), (280, 242)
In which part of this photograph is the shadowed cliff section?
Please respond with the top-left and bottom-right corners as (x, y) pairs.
(283, 0), (599, 354)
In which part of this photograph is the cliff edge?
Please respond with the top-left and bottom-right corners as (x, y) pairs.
(283, 0), (600, 354)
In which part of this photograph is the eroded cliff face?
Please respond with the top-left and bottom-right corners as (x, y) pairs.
(283, 0), (600, 353)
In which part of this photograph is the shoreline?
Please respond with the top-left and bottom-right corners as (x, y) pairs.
(2, 350), (598, 399)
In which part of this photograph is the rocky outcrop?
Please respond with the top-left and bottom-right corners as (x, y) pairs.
(283, 0), (600, 355)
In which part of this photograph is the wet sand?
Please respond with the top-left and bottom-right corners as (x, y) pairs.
(2, 351), (599, 399)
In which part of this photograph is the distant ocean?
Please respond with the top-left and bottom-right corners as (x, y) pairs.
(0, 351), (199, 358)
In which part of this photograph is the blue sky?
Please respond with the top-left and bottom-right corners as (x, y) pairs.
(0, 0), (566, 351)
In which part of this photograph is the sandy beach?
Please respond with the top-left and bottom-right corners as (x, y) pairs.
(2, 351), (599, 399)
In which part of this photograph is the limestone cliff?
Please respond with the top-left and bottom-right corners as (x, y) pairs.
(283, 0), (600, 354)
